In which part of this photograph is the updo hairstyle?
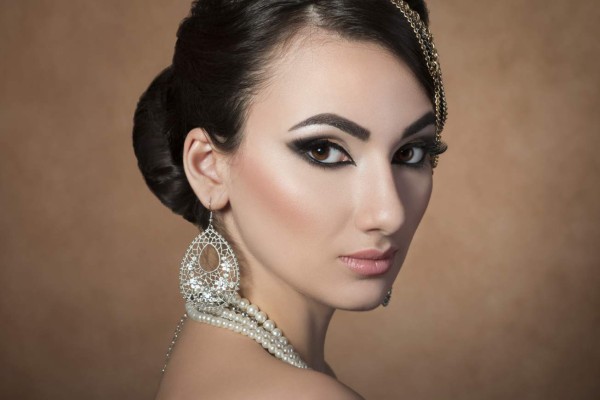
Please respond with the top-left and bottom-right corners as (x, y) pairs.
(132, 0), (434, 230)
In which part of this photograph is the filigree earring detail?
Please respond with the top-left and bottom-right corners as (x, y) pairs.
(382, 288), (392, 307)
(179, 204), (240, 313)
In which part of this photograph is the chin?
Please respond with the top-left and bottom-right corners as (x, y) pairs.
(327, 280), (392, 312)
(341, 300), (385, 312)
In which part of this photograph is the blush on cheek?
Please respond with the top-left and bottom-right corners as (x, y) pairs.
(231, 150), (321, 243)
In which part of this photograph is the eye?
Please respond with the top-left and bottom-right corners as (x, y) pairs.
(306, 141), (351, 164)
(288, 137), (355, 168)
(394, 146), (426, 165)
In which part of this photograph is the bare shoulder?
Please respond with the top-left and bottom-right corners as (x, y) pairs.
(158, 362), (364, 400)
(155, 322), (364, 399)
(281, 368), (365, 400)
(225, 366), (364, 400)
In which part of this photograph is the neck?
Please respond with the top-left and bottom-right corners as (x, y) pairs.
(220, 212), (336, 373)
(242, 268), (335, 373)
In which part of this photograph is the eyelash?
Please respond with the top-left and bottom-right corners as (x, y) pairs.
(289, 137), (447, 170)
(290, 138), (353, 170)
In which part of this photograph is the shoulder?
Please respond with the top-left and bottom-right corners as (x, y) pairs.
(155, 322), (363, 399)
(282, 369), (365, 400)
(158, 365), (363, 400)
(221, 367), (364, 400)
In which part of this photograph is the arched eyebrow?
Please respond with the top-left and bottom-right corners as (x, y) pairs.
(288, 111), (435, 141)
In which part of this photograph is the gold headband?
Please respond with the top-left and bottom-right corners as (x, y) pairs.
(389, 0), (447, 168)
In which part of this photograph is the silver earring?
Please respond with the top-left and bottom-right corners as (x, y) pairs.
(382, 288), (392, 307)
(179, 205), (240, 313)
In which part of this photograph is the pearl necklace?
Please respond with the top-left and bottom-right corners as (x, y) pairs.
(162, 294), (309, 371)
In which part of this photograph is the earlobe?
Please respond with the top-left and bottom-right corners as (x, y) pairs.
(182, 128), (230, 210)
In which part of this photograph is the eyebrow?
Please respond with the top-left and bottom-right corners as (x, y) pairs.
(288, 111), (435, 141)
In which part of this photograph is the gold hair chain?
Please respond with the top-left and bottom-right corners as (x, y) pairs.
(389, 0), (448, 169)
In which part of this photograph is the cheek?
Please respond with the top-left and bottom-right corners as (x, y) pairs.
(228, 146), (339, 262)
(239, 157), (305, 227)
(400, 171), (433, 234)
(415, 173), (433, 214)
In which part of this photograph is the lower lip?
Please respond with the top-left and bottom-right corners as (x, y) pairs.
(338, 255), (395, 276)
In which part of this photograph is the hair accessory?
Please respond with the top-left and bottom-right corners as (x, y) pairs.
(382, 288), (392, 307)
(389, 0), (448, 169)
(179, 202), (240, 313)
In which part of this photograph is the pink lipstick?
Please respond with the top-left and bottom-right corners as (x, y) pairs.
(338, 247), (398, 276)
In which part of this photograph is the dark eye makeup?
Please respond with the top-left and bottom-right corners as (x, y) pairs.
(287, 135), (448, 170)
(391, 138), (448, 169)
(287, 137), (355, 170)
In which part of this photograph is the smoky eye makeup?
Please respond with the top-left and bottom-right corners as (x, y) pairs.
(287, 136), (355, 170)
(393, 136), (447, 169)
(287, 134), (448, 170)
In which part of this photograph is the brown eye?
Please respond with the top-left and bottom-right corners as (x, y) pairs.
(394, 146), (425, 164)
(306, 141), (350, 164)
(398, 148), (414, 162)
(309, 145), (330, 161)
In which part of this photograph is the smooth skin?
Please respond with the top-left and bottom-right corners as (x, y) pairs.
(157, 27), (435, 400)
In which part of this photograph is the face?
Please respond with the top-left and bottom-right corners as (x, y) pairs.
(220, 30), (435, 311)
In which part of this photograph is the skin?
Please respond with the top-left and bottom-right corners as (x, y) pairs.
(157, 28), (435, 400)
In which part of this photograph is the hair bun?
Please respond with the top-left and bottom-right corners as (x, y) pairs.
(132, 0), (437, 228)
(132, 66), (200, 224)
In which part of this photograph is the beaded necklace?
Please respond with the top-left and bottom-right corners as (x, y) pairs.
(162, 294), (309, 372)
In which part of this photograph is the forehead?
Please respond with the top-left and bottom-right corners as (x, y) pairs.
(245, 28), (433, 137)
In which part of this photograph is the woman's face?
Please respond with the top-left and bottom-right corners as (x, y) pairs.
(221, 30), (435, 311)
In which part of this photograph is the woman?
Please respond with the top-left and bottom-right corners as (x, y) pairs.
(133, 0), (448, 398)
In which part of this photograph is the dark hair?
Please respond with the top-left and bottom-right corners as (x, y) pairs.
(133, 0), (433, 229)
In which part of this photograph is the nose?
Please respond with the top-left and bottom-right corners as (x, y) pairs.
(353, 159), (405, 236)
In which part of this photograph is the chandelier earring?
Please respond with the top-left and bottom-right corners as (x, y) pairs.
(179, 200), (240, 313)
(172, 200), (309, 368)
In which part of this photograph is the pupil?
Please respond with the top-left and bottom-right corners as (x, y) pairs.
(313, 146), (329, 160)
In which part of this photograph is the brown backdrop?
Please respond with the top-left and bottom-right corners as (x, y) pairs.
(1, 1), (599, 399)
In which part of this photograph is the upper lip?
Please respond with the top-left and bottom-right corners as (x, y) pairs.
(341, 247), (398, 260)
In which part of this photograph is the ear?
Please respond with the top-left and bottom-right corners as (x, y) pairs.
(182, 128), (230, 210)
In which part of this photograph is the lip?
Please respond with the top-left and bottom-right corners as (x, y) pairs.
(338, 247), (398, 276)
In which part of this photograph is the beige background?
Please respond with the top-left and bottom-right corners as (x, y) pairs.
(1, 0), (599, 399)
